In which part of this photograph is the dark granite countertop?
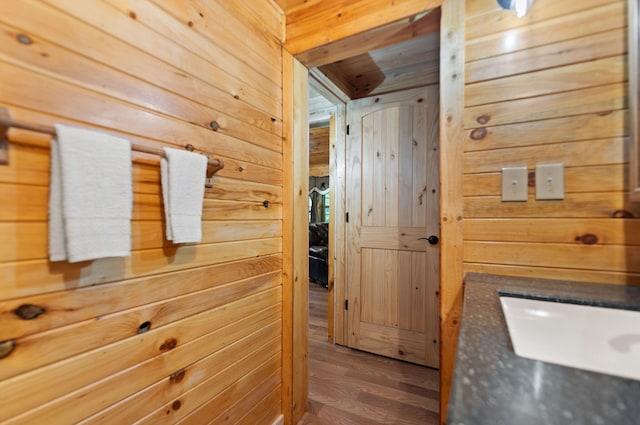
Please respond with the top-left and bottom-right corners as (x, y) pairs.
(447, 273), (640, 425)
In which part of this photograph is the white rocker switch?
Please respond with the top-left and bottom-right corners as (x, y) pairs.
(536, 163), (564, 200)
(501, 166), (528, 202)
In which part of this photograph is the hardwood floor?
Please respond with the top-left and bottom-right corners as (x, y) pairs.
(298, 282), (440, 425)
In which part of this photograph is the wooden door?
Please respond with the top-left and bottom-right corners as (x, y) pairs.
(346, 86), (439, 367)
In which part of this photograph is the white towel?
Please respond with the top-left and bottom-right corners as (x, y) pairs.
(161, 148), (207, 243)
(49, 125), (132, 262)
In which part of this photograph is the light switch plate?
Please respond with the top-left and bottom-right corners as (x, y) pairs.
(502, 166), (528, 202)
(536, 163), (564, 200)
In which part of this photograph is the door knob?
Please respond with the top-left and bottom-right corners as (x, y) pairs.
(418, 235), (439, 245)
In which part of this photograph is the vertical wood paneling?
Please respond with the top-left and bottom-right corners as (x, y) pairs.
(0, 1), (285, 423)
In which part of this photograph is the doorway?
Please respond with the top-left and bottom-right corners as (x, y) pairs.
(304, 8), (442, 359)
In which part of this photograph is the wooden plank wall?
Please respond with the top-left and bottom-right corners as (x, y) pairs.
(0, 1), (286, 424)
(309, 126), (330, 177)
(463, 0), (640, 285)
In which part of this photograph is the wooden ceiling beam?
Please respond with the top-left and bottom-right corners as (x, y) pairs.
(296, 8), (441, 68)
(284, 0), (442, 56)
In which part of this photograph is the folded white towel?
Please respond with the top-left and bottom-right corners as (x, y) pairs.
(49, 125), (132, 262)
(161, 148), (207, 243)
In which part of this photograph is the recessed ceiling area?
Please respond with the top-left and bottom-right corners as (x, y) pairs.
(299, 8), (441, 100)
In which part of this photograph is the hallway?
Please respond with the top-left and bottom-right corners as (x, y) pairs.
(298, 283), (440, 424)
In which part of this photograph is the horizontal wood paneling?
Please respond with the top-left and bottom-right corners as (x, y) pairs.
(465, 110), (627, 152)
(464, 263), (640, 286)
(1, 272), (281, 381)
(465, 56), (625, 107)
(0, 1), (285, 423)
(80, 322), (281, 425)
(2, 122), (284, 184)
(465, 241), (640, 273)
(463, 83), (627, 129)
(0, 288), (281, 423)
(462, 0), (638, 288)
(464, 165), (627, 196)
(466, 28), (626, 84)
(0, 255), (282, 341)
(465, 193), (635, 218)
(309, 126), (330, 176)
(466, 0), (619, 41)
(465, 1), (626, 62)
(0, 238), (282, 299)
(465, 218), (640, 245)
(464, 138), (625, 174)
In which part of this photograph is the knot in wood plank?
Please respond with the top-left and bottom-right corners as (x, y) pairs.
(170, 369), (186, 383)
(612, 210), (634, 218)
(0, 340), (15, 359)
(469, 127), (487, 141)
(14, 304), (45, 320)
(159, 338), (178, 352)
(575, 234), (599, 245)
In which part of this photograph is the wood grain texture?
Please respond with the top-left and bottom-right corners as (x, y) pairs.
(464, 110), (626, 152)
(465, 1), (626, 62)
(283, 0), (442, 55)
(0, 1), (285, 423)
(463, 263), (640, 286)
(0, 272), (282, 381)
(464, 218), (640, 245)
(347, 87), (439, 368)
(466, 0), (620, 41)
(309, 126), (330, 176)
(463, 83), (627, 129)
(465, 241), (640, 273)
(296, 8), (441, 68)
(464, 164), (627, 197)
(464, 138), (625, 175)
(0, 290), (281, 423)
(439, 0), (465, 422)
(0, 255), (282, 341)
(465, 56), (625, 107)
(79, 321), (281, 425)
(282, 51), (309, 425)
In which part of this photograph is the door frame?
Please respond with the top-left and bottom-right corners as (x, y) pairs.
(285, 1), (465, 423)
(309, 69), (349, 344)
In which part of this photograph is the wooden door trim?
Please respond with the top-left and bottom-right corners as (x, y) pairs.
(285, 2), (465, 424)
(282, 51), (309, 425)
(439, 0), (466, 422)
(309, 71), (348, 345)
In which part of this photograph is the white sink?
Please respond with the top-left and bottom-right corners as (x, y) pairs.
(500, 295), (640, 381)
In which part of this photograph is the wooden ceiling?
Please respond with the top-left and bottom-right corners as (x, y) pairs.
(297, 8), (441, 100)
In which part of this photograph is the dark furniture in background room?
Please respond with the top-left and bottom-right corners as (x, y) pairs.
(309, 222), (328, 287)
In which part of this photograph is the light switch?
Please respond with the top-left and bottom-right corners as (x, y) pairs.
(536, 163), (564, 200)
(502, 166), (528, 202)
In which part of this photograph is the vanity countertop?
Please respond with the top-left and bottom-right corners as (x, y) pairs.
(447, 273), (640, 425)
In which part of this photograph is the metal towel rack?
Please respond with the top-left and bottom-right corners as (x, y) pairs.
(0, 106), (224, 188)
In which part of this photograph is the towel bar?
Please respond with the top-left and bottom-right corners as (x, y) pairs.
(0, 106), (224, 188)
